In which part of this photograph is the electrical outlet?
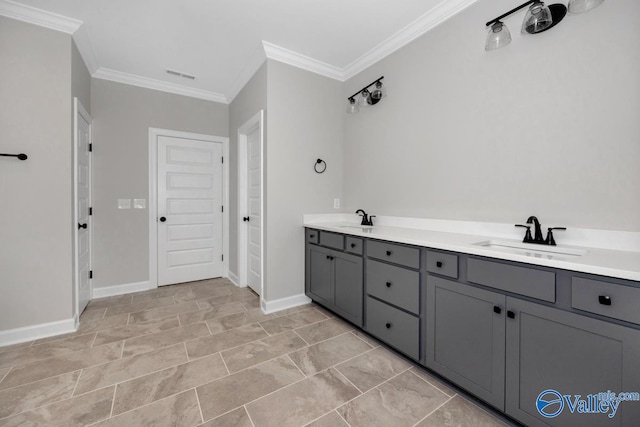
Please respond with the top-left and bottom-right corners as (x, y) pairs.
(333, 198), (340, 209)
(118, 199), (131, 209)
(133, 199), (146, 209)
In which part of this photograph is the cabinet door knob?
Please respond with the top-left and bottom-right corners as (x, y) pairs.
(310, 234), (315, 238)
(493, 306), (502, 314)
(436, 261), (443, 268)
(386, 282), (392, 288)
(598, 295), (612, 306)
(386, 250), (392, 256)
(385, 323), (392, 329)
(351, 243), (356, 248)
(507, 311), (516, 319)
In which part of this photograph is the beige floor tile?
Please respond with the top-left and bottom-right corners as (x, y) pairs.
(0, 341), (33, 354)
(289, 332), (373, 376)
(185, 323), (268, 359)
(93, 316), (181, 346)
(184, 286), (233, 301)
(0, 386), (114, 427)
(0, 341), (123, 390)
(122, 322), (209, 357)
(92, 389), (201, 427)
(196, 356), (304, 421)
(416, 395), (508, 427)
(189, 278), (233, 291)
(0, 333), (97, 369)
(130, 285), (186, 303)
(200, 407), (253, 427)
(305, 410), (349, 427)
(274, 304), (315, 317)
(178, 302), (246, 326)
(0, 371), (80, 419)
(47, 314), (129, 339)
(196, 291), (257, 309)
(258, 310), (326, 336)
(104, 296), (176, 317)
(240, 298), (261, 310)
(294, 318), (353, 345)
(336, 346), (412, 392)
(0, 368), (10, 383)
(112, 353), (228, 415)
(80, 307), (107, 321)
(88, 294), (133, 309)
(74, 343), (188, 395)
(246, 368), (361, 427)
(206, 308), (279, 334)
(128, 302), (201, 323)
(337, 370), (449, 427)
(221, 330), (307, 373)
(410, 366), (456, 397)
(350, 330), (382, 348)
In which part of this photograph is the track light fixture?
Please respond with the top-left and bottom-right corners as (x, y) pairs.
(485, 0), (604, 51)
(346, 77), (385, 114)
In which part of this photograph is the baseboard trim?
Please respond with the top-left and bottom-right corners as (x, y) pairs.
(0, 317), (77, 347)
(261, 293), (312, 314)
(227, 271), (241, 288)
(92, 281), (151, 298)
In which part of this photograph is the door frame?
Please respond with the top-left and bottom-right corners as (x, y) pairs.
(148, 128), (229, 289)
(237, 110), (264, 296)
(73, 97), (92, 324)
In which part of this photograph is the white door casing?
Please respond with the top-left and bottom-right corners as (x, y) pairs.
(74, 98), (92, 318)
(149, 129), (229, 288)
(238, 111), (264, 297)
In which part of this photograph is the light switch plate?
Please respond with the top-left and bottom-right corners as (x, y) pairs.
(133, 199), (146, 209)
(333, 198), (340, 209)
(118, 199), (131, 209)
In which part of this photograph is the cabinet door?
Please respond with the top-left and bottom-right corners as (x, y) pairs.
(426, 277), (506, 410)
(506, 297), (640, 427)
(333, 252), (363, 327)
(307, 245), (333, 306)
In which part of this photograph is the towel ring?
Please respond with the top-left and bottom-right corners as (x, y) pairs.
(314, 159), (326, 174)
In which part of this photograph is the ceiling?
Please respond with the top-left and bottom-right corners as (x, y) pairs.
(1, 0), (477, 102)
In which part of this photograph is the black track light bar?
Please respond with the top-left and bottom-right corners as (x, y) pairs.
(486, 0), (537, 26)
(347, 76), (384, 101)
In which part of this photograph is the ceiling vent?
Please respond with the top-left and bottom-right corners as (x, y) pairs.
(166, 69), (196, 80)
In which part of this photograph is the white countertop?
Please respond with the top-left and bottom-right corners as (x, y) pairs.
(303, 215), (640, 282)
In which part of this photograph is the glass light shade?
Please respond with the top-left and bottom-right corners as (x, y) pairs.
(485, 21), (512, 51)
(346, 98), (359, 114)
(568, 0), (604, 14)
(521, 1), (553, 34)
(370, 81), (386, 103)
(358, 89), (370, 107)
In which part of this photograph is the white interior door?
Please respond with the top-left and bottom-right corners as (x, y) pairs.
(74, 98), (92, 316)
(157, 135), (223, 286)
(247, 126), (262, 295)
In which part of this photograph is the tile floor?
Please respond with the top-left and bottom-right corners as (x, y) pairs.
(0, 278), (512, 426)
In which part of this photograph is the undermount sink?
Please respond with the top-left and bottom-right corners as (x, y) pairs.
(339, 225), (373, 230)
(473, 239), (587, 258)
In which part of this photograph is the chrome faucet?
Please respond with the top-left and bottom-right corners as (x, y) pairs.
(355, 209), (374, 226)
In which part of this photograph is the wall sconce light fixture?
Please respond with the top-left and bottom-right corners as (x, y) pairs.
(346, 76), (386, 114)
(485, 0), (604, 51)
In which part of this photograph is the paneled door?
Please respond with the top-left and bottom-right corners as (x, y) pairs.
(74, 98), (92, 315)
(157, 135), (223, 286)
(246, 125), (262, 295)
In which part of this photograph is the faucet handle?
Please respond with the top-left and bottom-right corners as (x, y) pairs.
(545, 227), (566, 246)
(515, 224), (533, 243)
(368, 215), (376, 226)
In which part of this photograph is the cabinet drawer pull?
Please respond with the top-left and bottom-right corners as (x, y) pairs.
(493, 306), (502, 314)
(351, 243), (356, 248)
(385, 323), (392, 329)
(436, 261), (443, 268)
(507, 311), (516, 319)
(386, 282), (392, 288)
(598, 295), (612, 306)
(386, 250), (392, 256)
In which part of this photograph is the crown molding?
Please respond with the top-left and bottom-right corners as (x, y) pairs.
(226, 45), (267, 103)
(262, 41), (344, 82)
(0, 0), (81, 34)
(72, 25), (99, 74)
(93, 67), (228, 104)
(342, 0), (479, 80)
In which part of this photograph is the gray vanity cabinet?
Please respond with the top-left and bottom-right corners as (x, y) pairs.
(426, 276), (506, 410)
(505, 297), (640, 427)
(305, 231), (363, 327)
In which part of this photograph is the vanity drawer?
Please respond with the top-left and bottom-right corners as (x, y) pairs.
(346, 236), (363, 255)
(366, 297), (419, 360)
(572, 277), (640, 325)
(367, 260), (420, 314)
(367, 240), (420, 269)
(319, 231), (344, 250)
(306, 228), (319, 244)
(467, 258), (556, 302)
(426, 250), (458, 279)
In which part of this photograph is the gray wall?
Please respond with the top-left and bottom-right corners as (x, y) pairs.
(0, 17), (74, 329)
(90, 79), (229, 288)
(265, 60), (344, 301)
(228, 62), (268, 277)
(71, 41), (91, 113)
(343, 0), (640, 231)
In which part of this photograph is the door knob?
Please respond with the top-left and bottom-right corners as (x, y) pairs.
(78, 223), (87, 230)
(243, 216), (250, 222)
(159, 217), (166, 222)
